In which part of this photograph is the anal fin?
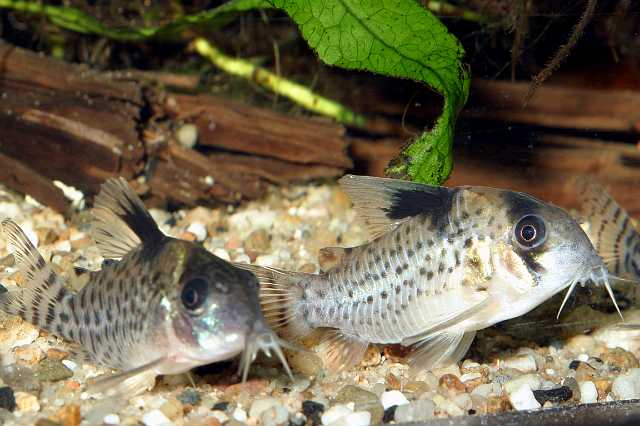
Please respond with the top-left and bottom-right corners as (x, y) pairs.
(406, 330), (476, 372)
(315, 329), (369, 372)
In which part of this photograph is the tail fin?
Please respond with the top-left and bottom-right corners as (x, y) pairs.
(0, 220), (74, 340)
(574, 176), (640, 277)
(234, 264), (312, 341)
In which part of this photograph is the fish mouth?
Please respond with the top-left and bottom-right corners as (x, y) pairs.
(556, 264), (623, 321)
(237, 325), (295, 382)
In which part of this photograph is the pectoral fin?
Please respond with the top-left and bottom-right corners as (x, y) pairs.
(86, 357), (164, 397)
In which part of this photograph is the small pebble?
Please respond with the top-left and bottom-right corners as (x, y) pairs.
(256, 254), (278, 267)
(36, 358), (73, 382)
(379, 390), (409, 410)
(142, 409), (172, 426)
(232, 407), (247, 422)
(503, 374), (542, 394)
(579, 381), (598, 403)
(532, 386), (572, 405)
(0, 387), (16, 412)
(250, 398), (279, 418)
(212, 248), (230, 262)
(321, 404), (353, 425)
(186, 222), (207, 241)
(175, 123), (199, 148)
(211, 402), (229, 411)
(612, 368), (640, 400)
(103, 414), (120, 424)
(302, 400), (324, 424)
(507, 384), (541, 411)
(393, 400), (435, 422)
(14, 391), (39, 412)
(501, 355), (537, 373)
(382, 405), (397, 423)
(177, 389), (201, 406)
(259, 403), (289, 426)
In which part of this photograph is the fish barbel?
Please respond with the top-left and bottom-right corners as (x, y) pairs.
(0, 178), (292, 394)
(239, 175), (621, 371)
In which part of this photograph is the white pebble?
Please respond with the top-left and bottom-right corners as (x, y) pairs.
(453, 393), (473, 411)
(394, 400), (435, 422)
(233, 253), (251, 264)
(327, 411), (371, 426)
(260, 404), (289, 426)
(578, 353), (590, 362)
(256, 254), (278, 267)
(103, 414), (120, 424)
(249, 397), (279, 418)
(579, 381), (598, 404)
(53, 240), (71, 252)
(612, 368), (640, 400)
(504, 374), (542, 394)
(460, 372), (482, 383)
(380, 390), (409, 409)
(233, 407), (248, 422)
(175, 123), (199, 148)
(187, 222), (207, 241)
(142, 409), (173, 426)
(61, 360), (77, 371)
(0, 202), (20, 218)
(212, 248), (230, 262)
(501, 354), (537, 372)
(321, 404), (353, 425)
(508, 384), (541, 411)
(53, 180), (85, 207)
(210, 410), (228, 423)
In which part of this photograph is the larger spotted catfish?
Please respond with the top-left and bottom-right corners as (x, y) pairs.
(240, 175), (621, 371)
(0, 178), (292, 395)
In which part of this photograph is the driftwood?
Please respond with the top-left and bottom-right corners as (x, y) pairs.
(0, 42), (352, 211)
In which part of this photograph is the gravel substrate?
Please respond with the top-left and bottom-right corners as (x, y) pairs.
(0, 181), (639, 426)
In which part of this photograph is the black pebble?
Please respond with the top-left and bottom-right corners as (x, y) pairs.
(569, 360), (583, 370)
(0, 387), (16, 412)
(302, 400), (325, 426)
(533, 386), (573, 405)
(383, 405), (397, 423)
(212, 401), (229, 411)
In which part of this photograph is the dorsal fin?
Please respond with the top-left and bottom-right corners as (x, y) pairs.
(91, 177), (165, 259)
(574, 176), (640, 277)
(338, 175), (453, 238)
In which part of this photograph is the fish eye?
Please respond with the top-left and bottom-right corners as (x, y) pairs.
(181, 278), (209, 311)
(514, 215), (546, 249)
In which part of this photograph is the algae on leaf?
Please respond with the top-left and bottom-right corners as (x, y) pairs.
(268, 0), (470, 184)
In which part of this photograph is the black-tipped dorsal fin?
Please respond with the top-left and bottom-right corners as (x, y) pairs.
(574, 175), (639, 276)
(91, 177), (164, 259)
(338, 175), (452, 238)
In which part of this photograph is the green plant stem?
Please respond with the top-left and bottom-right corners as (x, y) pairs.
(423, 1), (485, 23)
(194, 38), (367, 128)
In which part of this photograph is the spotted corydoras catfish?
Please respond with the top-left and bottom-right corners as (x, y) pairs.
(240, 175), (621, 371)
(0, 178), (291, 394)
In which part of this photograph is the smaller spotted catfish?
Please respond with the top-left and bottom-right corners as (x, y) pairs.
(0, 178), (292, 395)
(239, 175), (622, 372)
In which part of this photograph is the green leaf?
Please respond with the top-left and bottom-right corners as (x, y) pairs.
(267, 0), (469, 184)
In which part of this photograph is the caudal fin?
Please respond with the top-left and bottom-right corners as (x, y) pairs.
(234, 264), (312, 342)
(574, 176), (640, 277)
(0, 220), (75, 340)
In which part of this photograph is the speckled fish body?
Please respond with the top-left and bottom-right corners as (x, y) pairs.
(242, 175), (620, 371)
(0, 178), (291, 394)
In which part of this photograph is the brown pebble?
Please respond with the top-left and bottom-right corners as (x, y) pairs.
(160, 399), (184, 420)
(46, 348), (69, 360)
(54, 405), (81, 426)
(383, 345), (411, 363)
(439, 374), (465, 394)
(486, 395), (512, 413)
(574, 362), (597, 382)
(404, 380), (430, 396)
(601, 347), (639, 371)
(224, 379), (269, 397)
(64, 380), (81, 391)
(178, 231), (197, 242)
(359, 345), (382, 367)
(36, 227), (58, 245)
(244, 229), (271, 255)
(13, 345), (45, 365)
(594, 377), (612, 400)
(298, 263), (317, 273)
(69, 235), (92, 250)
(386, 372), (401, 390)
